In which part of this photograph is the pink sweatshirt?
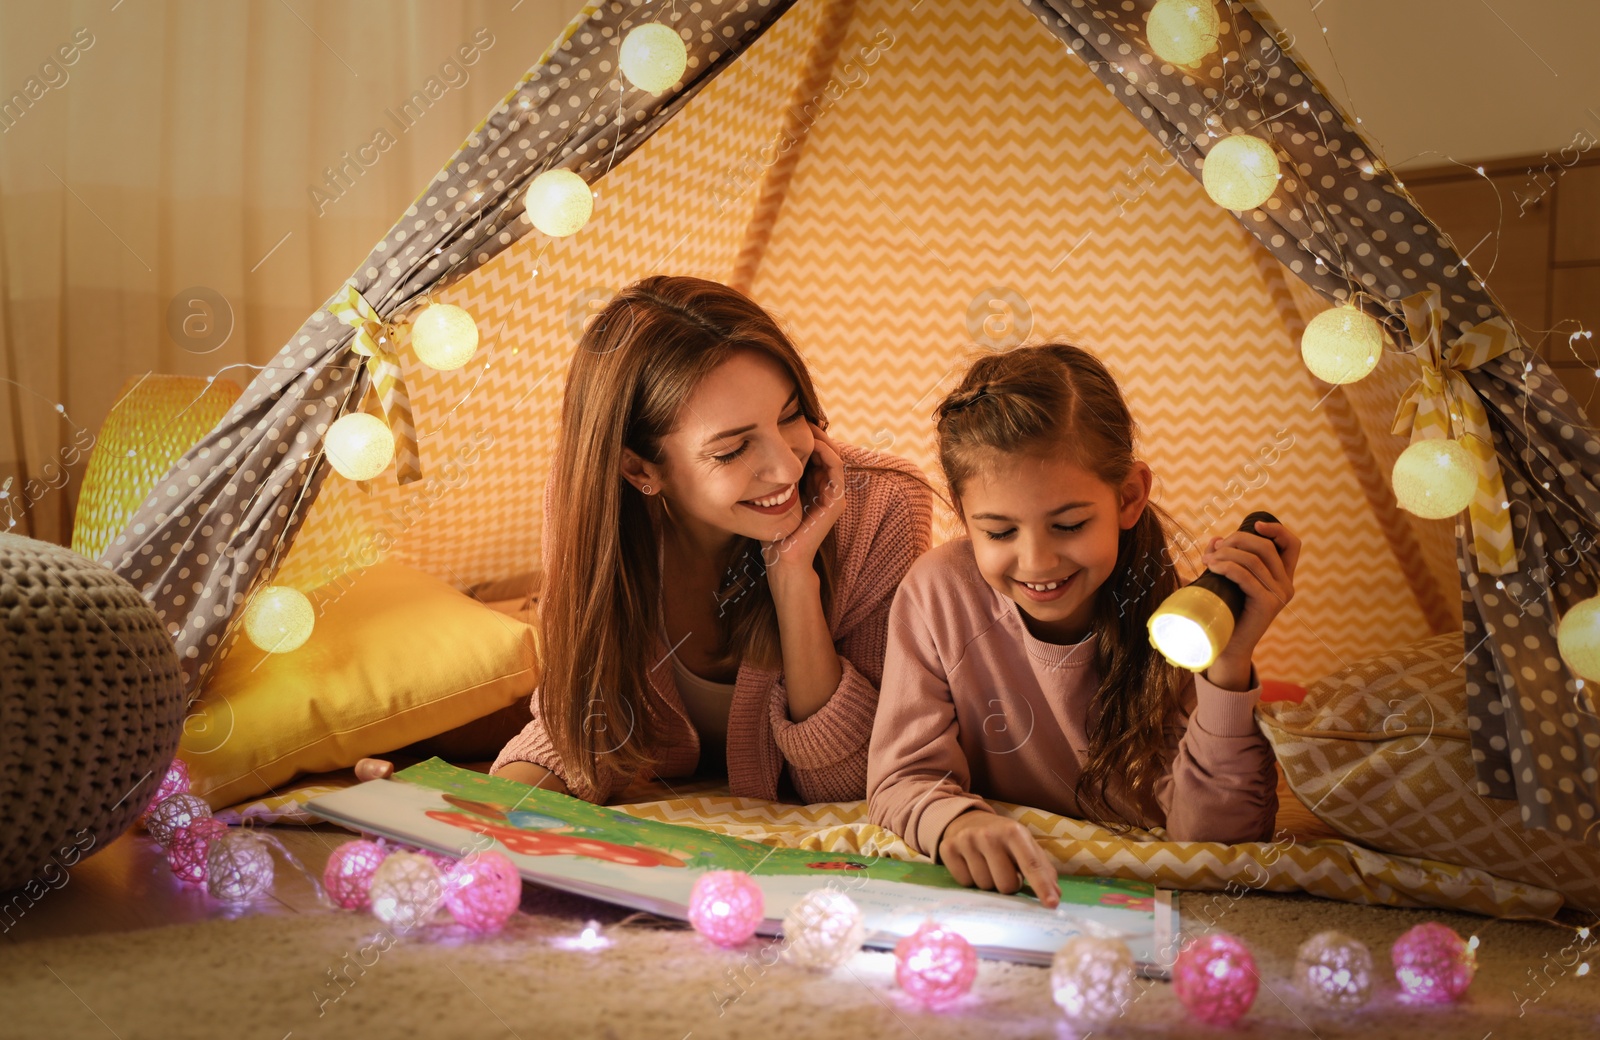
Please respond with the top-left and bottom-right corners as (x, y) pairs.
(866, 538), (1278, 859)
(492, 442), (933, 804)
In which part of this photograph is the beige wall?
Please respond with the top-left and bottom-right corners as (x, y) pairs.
(0, 0), (587, 544)
(1260, 0), (1597, 170)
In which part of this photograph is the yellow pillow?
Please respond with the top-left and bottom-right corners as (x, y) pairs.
(182, 559), (538, 808)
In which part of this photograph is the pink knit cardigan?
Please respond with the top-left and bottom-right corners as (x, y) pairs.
(491, 441), (933, 804)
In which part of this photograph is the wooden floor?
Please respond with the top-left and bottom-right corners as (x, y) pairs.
(2, 823), (367, 945)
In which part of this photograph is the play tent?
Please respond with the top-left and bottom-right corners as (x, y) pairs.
(101, 0), (1599, 843)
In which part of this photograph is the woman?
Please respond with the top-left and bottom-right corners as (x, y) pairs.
(491, 275), (932, 804)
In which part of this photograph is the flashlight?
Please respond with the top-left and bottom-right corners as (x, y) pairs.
(1147, 510), (1280, 672)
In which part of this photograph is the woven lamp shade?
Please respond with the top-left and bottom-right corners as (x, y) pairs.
(72, 374), (242, 561)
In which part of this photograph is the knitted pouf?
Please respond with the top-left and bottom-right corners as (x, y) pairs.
(0, 533), (186, 893)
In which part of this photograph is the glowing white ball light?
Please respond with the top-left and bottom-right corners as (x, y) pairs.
(206, 830), (276, 902)
(1294, 930), (1373, 1008)
(1146, 0), (1220, 66)
(369, 851), (444, 934)
(325, 412), (395, 481)
(1052, 935), (1137, 1028)
(1203, 133), (1281, 211)
(619, 23), (687, 94)
(1557, 596), (1600, 682)
(1302, 305), (1384, 385)
(1391, 438), (1477, 519)
(782, 889), (866, 971)
(145, 793), (214, 849)
(523, 169), (593, 238)
(410, 303), (479, 371)
(243, 585), (315, 654)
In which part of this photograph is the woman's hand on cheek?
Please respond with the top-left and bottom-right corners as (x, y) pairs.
(938, 810), (1061, 908)
(1199, 518), (1301, 666)
(761, 422), (848, 582)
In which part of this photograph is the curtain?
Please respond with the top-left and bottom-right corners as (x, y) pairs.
(1022, 0), (1600, 841)
(0, 0), (580, 545)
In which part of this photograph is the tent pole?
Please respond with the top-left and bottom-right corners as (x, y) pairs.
(729, 0), (861, 294)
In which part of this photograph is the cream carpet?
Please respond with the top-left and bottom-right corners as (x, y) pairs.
(4, 876), (1597, 1039)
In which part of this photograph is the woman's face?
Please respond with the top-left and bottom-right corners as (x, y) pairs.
(646, 349), (816, 547)
(958, 451), (1150, 644)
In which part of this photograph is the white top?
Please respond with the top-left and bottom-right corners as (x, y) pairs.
(670, 653), (737, 770)
(655, 528), (738, 770)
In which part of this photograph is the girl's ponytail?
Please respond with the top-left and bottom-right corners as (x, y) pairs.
(1077, 495), (1188, 828)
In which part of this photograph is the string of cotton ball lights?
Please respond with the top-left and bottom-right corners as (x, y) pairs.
(1391, 922), (1477, 1004)
(132, 760), (1560, 1020)
(145, 792), (214, 848)
(781, 888), (865, 972)
(1293, 930), (1373, 1008)
(140, 756), (191, 825)
(368, 850), (445, 932)
(1144, 0), (1220, 66)
(167, 817), (231, 884)
(1391, 438), (1479, 519)
(320, 837), (525, 935)
(1051, 934), (1137, 1029)
(440, 848), (524, 933)
(1556, 596), (1600, 683)
(324, 838), (390, 910)
(139, 759), (247, 892)
(241, 584), (318, 655)
(1173, 931), (1259, 1027)
(689, 869), (765, 947)
(1202, 132), (1282, 212)
(893, 919), (979, 1008)
(213, 19), (694, 659)
(206, 828), (278, 901)
(1301, 304), (1386, 386)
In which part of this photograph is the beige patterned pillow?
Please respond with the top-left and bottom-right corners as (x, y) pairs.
(1257, 632), (1600, 911)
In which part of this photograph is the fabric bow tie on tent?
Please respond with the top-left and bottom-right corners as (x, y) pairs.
(1391, 287), (1518, 576)
(329, 282), (423, 485)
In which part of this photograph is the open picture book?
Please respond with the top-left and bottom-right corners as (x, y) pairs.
(304, 758), (1177, 974)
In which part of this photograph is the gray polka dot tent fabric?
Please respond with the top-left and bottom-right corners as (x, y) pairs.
(104, 0), (1599, 843)
(1019, 0), (1600, 841)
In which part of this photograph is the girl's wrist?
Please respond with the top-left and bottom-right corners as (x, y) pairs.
(1205, 652), (1255, 692)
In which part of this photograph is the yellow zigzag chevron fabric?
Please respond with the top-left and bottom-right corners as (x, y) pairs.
(613, 788), (1563, 920)
(275, 0), (1433, 686)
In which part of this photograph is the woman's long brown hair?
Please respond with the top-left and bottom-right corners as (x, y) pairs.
(538, 275), (841, 795)
(934, 343), (1197, 830)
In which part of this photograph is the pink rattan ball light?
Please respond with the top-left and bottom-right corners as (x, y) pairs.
(324, 839), (391, 910)
(1173, 932), (1259, 1027)
(443, 851), (523, 933)
(893, 920), (978, 1007)
(1391, 923), (1476, 1004)
(688, 870), (764, 946)
(166, 817), (229, 884)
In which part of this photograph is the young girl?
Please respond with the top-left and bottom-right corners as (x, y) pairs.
(866, 343), (1298, 908)
(491, 275), (932, 805)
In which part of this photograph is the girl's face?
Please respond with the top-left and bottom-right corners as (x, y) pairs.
(959, 451), (1152, 645)
(637, 348), (816, 548)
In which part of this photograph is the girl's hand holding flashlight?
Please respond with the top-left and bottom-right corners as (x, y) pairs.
(1197, 519), (1301, 686)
